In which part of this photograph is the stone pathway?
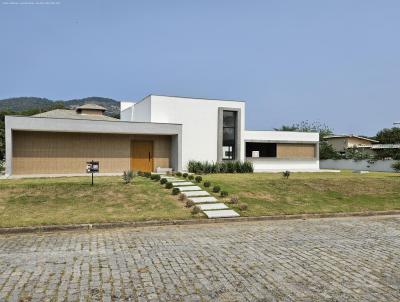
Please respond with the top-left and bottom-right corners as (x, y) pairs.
(161, 176), (240, 218)
(1, 216), (400, 301)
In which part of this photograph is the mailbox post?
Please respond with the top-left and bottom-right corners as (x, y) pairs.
(86, 160), (99, 185)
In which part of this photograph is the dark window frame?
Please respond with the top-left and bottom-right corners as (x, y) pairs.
(222, 111), (237, 160)
(246, 142), (277, 158)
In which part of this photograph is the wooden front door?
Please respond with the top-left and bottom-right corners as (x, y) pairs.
(131, 141), (153, 172)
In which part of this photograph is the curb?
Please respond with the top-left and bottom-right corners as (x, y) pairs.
(1, 210), (400, 235)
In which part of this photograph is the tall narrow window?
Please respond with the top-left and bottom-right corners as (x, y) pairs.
(222, 111), (236, 160)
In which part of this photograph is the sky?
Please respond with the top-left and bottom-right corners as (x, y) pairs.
(0, 0), (399, 135)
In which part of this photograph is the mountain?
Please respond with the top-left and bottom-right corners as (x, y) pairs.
(0, 97), (120, 117)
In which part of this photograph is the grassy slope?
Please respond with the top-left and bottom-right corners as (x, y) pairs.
(200, 172), (400, 216)
(0, 176), (190, 227)
(1, 172), (399, 227)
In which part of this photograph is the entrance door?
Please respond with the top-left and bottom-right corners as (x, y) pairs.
(131, 141), (153, 172)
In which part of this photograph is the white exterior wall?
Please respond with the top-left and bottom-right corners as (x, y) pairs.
(149, 96), (245, 170)
(320, 159), (396, 172)
(248, 158), (320, 172)
(120, 101), (135, 121)
(244, 130), (319, 143)
(120, 95), (321, 172)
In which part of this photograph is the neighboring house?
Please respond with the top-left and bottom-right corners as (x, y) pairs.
(324, 135), (379, 153)
(5, 95), (319, 176)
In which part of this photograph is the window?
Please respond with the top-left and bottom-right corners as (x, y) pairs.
(246, 142), (277, 158)
(222, 111), (236, 160)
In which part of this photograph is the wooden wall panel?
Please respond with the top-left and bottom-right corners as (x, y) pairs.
(277, 143), (316, 159)
(12, 131), (171, 175)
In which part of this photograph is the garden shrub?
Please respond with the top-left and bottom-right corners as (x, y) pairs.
(191, 205), (201, 215)
(172, 187), (180, 195)
(160, 178), (168, 185)
(239, 203), (248, 211)
(165, 182), (173, 189)
(185, 199), (194, 208)
(203, 181), (211, 187)
(187, 160), (254, 174)
(137, 171), (143, 177)
(122, 170), (134, 184)
(178, 193), (187, 201)
(194, 176), (202, 183)
(182, 173), (188, 178)
(220, 191), (228, 197)
(176, 172), (182, 177)
(392, 161), (400, 172)
(229, 195), (239, 204)
(282, 171), (290, 179)
(152, 174), (161, 181)
(144, 172), (151, 178)
(212, 185), (221, 193)
(188, 175), (194, 180)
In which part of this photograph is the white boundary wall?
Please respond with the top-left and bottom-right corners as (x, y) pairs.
(320, 159), (396, 172)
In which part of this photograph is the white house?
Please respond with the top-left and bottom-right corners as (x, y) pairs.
(121, 95), (319, 172)
(4, 95), (319, 176)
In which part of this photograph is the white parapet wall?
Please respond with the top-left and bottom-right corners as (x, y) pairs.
(320, 159), (396, 172)
(248, 158), (320, 172)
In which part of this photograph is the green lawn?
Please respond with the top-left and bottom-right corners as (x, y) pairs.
(199, 171), (400, 216)
(0, 176), (191, 227)
(0, 172), (399, 228)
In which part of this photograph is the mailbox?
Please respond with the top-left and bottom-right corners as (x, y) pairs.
(86, 161), (99, 173)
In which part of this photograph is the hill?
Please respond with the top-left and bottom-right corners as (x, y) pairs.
(0, 97), (120, 117)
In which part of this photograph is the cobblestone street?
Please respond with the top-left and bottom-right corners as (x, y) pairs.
(1, 216), (400, 301)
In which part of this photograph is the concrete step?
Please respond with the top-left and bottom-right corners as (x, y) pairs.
(178, 186), (202, 191)
(197, 203), (228, 211)
(189, 196), (218, 204)
(203, 210), (240, 218)
(172, 182), (194, 186)
(183, 191), (210, 197)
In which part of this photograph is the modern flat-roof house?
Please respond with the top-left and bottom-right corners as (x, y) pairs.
(5, 95), (319, 176)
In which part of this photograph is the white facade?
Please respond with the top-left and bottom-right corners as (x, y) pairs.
(121, 95), (319, 172)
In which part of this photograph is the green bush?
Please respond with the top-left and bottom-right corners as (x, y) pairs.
(151, 174), (161, 181)
(392, 161), (400, 172)
(178, 193), (187, 201)
(172, 187), (180, 195)
(220, 191), (228, 197)
(185, 199), (194, 208)
(203, 181), (211, 187)
(188, 175), (194, 180)
(137, 171), (143, 177)
(182, 173), (188, 178)
(282, 171), (290, 179)
(194, 176), (202, 183)
(165, 182), (173, 189)
(212, 185), (221, 193)
(229, 195), (239, 204)
(191, 205), (201, 215)
(239, 203), (248, 211)
(122, 170), (134, 184)
(176, 172), (182, 177)
(160, 178), (168, 185)
(187, 160), (254, 174)
(144, 172), (151, 178)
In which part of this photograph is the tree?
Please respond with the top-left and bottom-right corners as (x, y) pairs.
(275, 121), (333, 140)
(375, 127), (400, 144)
(319, 141), (341, 160)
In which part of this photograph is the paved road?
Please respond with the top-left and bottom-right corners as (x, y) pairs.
(1, 216), (400, 302)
